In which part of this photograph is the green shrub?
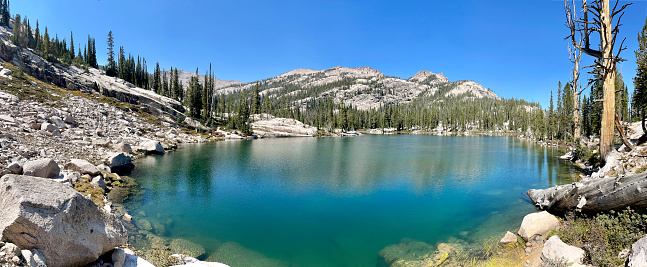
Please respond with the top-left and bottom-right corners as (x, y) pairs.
(551, 208), (647, 266)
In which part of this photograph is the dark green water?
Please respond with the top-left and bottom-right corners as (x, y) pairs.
(123, 135), (577, 266)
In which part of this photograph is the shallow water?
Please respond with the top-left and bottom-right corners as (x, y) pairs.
(123, 135), (578, 266)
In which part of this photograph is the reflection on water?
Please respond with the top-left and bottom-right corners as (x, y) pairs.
(123, 135), (578, 266)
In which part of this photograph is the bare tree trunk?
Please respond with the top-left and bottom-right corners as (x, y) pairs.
(573, 57), (581, 140)
(599, 0), (616, 164)
(528, 172), (647, 213)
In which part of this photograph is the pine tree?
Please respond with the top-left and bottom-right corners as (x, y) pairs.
(11, 14), (20, 46)
(106, 31), (116, 76)
(153, 62), (161, 93)
(26, 19), (34, 49)
(635, 16), (647, 131)
(185, 68), (203, 118)
(173, 67), (181, 101)
(69, 31), (74, 59)
(252, 82), (261, 114)
(2, 0), (9, 27)
(118, 46), (125, 79)
(43, 27), (49, 56)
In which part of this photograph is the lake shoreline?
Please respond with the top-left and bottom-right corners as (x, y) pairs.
(120, 135), (581, 267)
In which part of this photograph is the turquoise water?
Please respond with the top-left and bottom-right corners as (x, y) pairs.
(123, 135), (578, 266)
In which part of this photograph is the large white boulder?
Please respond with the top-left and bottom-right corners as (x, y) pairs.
(137, 140), (165, 155)
(541, 236), (585, 266)
(65, 159), (100, 176)
(518, 211), (560, 241)
(628, 235), (647, 267)
(22, 158), (60, 178)
(0, 174), (127, 267)
(107, 153), (133, 169)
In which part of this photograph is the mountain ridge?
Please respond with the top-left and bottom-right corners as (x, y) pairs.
(207, 65), (500, 111)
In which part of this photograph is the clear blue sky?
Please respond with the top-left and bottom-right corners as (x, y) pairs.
(13, 0), (647, 108)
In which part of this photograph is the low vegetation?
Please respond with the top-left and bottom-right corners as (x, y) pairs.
(549, 208), (647, 266)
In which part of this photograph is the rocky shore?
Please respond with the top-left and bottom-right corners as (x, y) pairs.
(0, 59), (230, 266)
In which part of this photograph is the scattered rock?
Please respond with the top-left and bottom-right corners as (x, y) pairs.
(112, 249), (126, 267)
(65, 159), (101, 176)
(122, 249), (156, 267)
(541, 236), (585, 266)
(92, 175), (107, 190)
(30, 249), (47, 267)
(49, 116), (66, 129)
(63, 115), (74, 124)
(0, 174), (127, 267)
(7, 161), (22, 174)
(518, 211), (560, 241)
(628, 235), (647, 267)
(500, 231), (518, 245)
(123, 213), (132, 222)
(22, 158), (60, 178)
(97, 164), (112, 173)
(40, 122), (58, 133)
(113, 142), (133, 154)
(92, 138), (112, 148)
(0, 243), (21, 260)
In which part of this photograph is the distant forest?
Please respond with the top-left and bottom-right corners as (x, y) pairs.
(6, 0), (645, 143)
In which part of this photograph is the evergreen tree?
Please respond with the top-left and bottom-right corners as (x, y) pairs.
(34, 20), (41, 52)
(635, 16), (647, 131)
(590, 76), (604, 136)
(153, 62), (161, 93)
(43, 27), (49, 56)
(69, 31), (74, 59)
(2, 0), (9, 27)
(252, 82), (261, 114)
(185, 68), (203, 118)
(11, 14), (19, 46)
(106, 31), (116, 76)
(173, 67), (182, 101)
(118, 46), (125, 79)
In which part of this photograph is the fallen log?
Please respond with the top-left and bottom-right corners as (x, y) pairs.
(528, 172), (647, 213)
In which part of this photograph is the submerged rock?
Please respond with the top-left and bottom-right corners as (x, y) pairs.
(207, 242), (288, 267)
(170, 239), (206, 258)
(0, 174), (127, 267)
(378, 239), (436, 266)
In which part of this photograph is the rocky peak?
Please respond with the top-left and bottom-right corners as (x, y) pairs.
(445, 80), (500, 100)
(408, 71), (449, 84)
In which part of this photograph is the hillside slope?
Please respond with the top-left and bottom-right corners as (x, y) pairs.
(215, 66), (500, 111)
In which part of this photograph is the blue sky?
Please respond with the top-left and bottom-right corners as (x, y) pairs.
(13, 0), (647, 107)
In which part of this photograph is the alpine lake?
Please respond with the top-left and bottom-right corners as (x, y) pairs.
(117, 135), (578, 266)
